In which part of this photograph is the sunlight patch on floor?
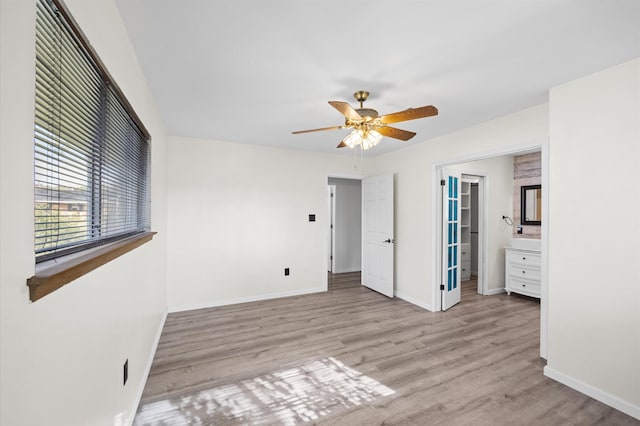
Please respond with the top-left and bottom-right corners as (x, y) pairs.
(135, 357), (395, 425)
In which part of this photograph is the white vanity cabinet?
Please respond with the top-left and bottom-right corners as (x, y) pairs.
(505, 247), (541, 298)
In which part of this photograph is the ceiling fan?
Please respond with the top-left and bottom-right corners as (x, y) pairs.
(292, 91), (438, 150)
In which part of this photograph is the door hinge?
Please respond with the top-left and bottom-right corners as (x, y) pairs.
(440, 179), (445, 186)
(331, 193), (334, 197)
(440, 284), (445, 290)
(330, 256), (333, 260)
(330, 224), (333, 229)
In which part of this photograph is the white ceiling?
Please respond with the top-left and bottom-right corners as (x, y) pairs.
(114, 0), (640, 156)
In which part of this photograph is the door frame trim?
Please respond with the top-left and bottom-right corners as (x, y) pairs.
(327, 185), (336, 273)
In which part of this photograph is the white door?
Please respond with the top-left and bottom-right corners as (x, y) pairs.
(362, 174), (394, 297)
(441, 168), (461, 310)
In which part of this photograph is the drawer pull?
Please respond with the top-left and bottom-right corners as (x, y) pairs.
(522, 270), (526, 274)
(522, 284), (526, 287)
(522, 257), (526, 260)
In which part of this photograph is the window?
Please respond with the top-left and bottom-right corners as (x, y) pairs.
(34, 0), (150, 263)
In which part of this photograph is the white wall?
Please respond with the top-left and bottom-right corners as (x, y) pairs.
(545, 58), (640, 418)
(0, 1), (168, 425)
(368, 104), (548, 310)
(328, 178), (362, 273)
(455, 156), (515, 292)
(166, 137), (361, 311)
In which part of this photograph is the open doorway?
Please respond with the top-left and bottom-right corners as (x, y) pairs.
(433, 141), (548, 358)
(462, 174), (483, 295)
(327, 178), (362, 275)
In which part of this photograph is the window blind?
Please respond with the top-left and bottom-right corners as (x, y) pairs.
(34, 0), (150, 262)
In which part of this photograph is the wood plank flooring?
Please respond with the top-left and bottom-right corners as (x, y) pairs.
(135, 273), (639, 425)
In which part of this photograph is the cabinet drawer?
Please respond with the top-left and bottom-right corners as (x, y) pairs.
(508, 265), (540, 281)
(508, 251), (540, 267)
(509, 277), (540, 297)
(461, 244), (471, 261)
(461, 261), (471, 277)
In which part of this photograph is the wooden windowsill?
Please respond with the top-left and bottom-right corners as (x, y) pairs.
(26, 231), (156, 302)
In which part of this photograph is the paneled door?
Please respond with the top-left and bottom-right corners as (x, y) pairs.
(441, 168), (461, 310)
(362, 174), (394, 297)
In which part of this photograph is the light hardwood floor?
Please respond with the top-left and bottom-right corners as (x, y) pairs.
(135, 273), (638, 425)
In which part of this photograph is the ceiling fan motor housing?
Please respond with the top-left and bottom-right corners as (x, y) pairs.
(355, 108), (379, 119)
(352, 91), (378, 119)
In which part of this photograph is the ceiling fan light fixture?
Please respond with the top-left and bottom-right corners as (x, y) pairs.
(361, 129), (382, 150)
(343, 129), (363, 149)
(343, 128), (382, 150)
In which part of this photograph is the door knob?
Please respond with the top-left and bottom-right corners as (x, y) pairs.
(383, 238), (394, 243)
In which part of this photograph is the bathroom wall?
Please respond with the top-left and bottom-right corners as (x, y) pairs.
(513, 151), (541, 238)
(454, 156), (515, 292)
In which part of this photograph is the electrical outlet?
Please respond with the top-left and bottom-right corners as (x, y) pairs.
(308, 214), (316, 222)
(284, 268), (290, 276)
(123, 359), (128, 386)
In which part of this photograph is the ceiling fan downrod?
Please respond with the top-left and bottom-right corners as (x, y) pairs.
(354, 90), (369, 108)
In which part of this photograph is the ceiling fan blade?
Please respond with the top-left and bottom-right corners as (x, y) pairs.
(376, 126), (416, 141)
(329, 101), (362, 121)
(292, 125), (344, 135)
(379, 105), (438, 124)
(337, 141), (347, 148)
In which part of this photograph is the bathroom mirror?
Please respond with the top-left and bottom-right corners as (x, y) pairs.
(521, 184), (542, 225)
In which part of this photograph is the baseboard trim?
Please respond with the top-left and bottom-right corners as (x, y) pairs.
(484, 287), (506, 296)
(128, 309), (167, 426)
(395, 291), (435, 312)
(168, 287), (326, 313)
(544, 366), (640, 420)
